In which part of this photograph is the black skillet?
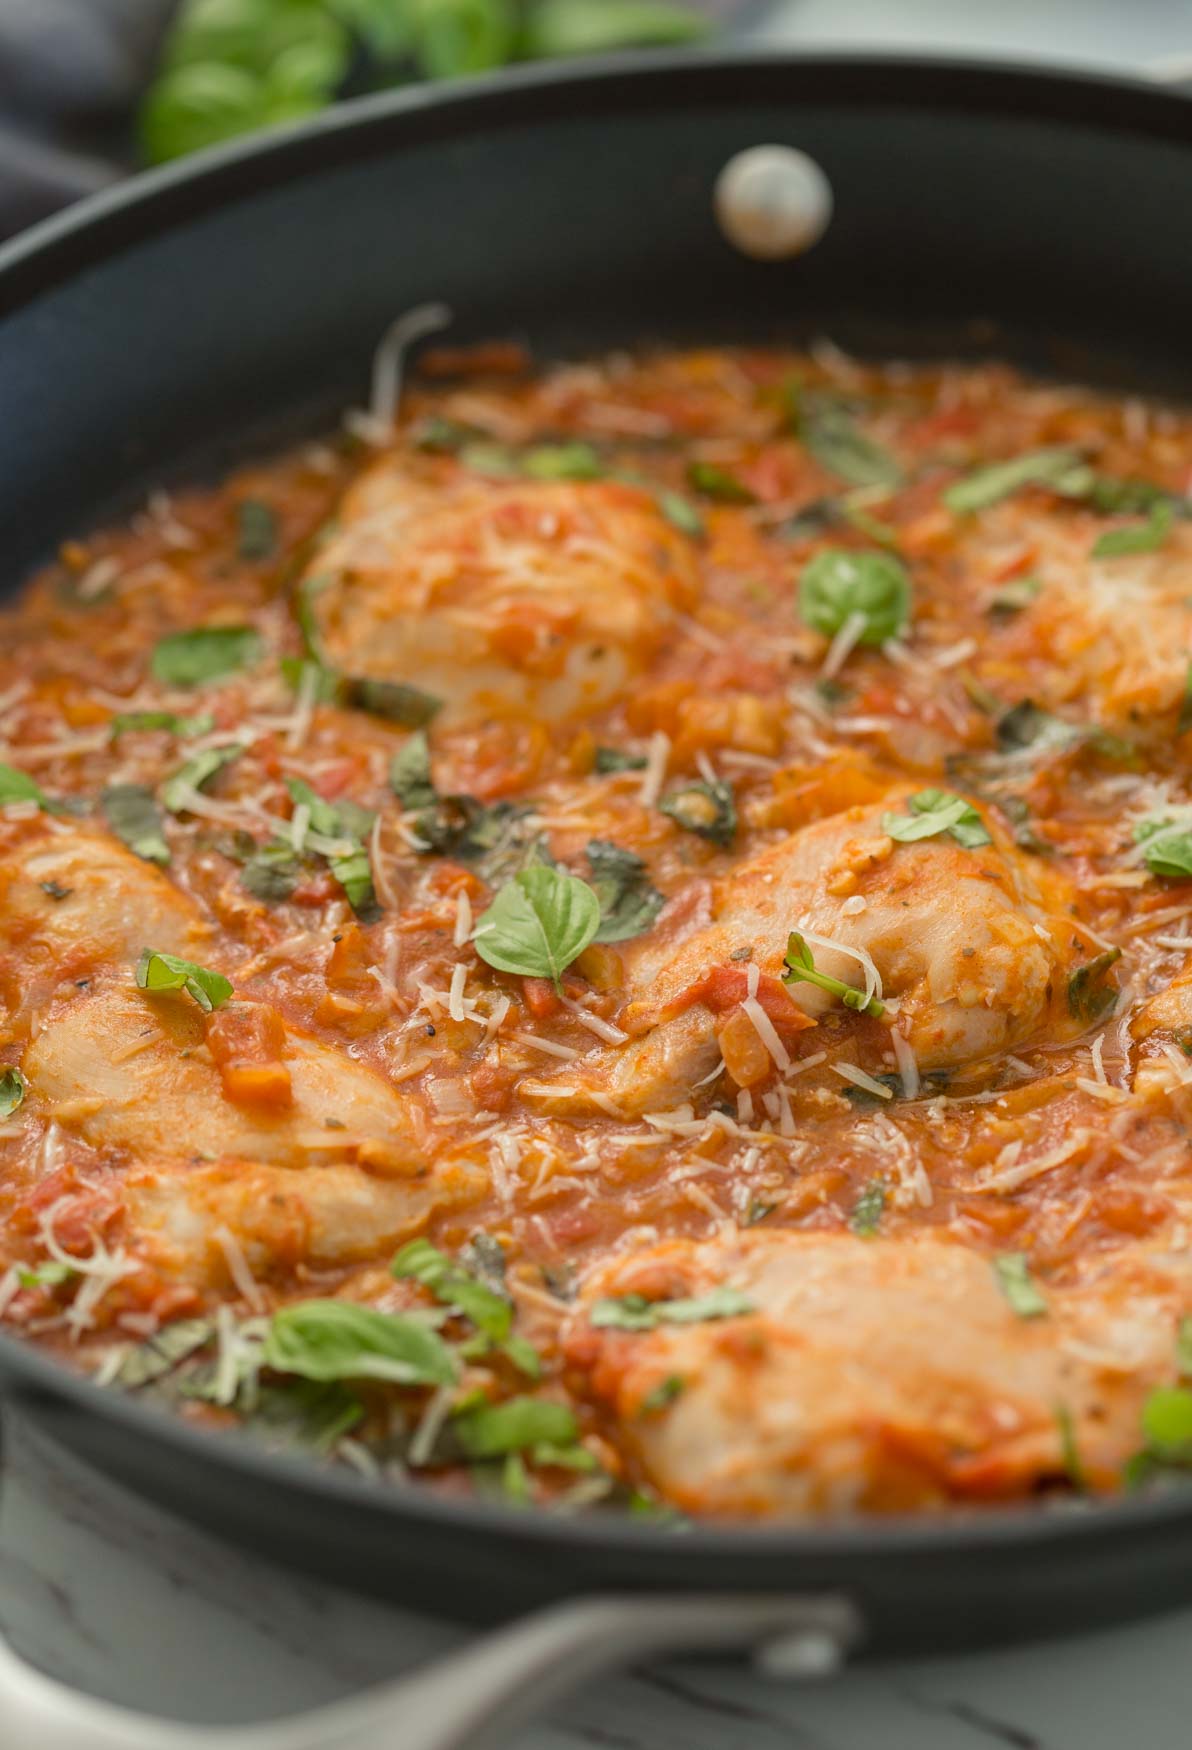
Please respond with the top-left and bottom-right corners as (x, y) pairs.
(0, 50), (1190, 1743)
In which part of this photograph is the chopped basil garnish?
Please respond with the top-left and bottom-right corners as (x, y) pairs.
(18, 1259), (74, 1290)
(160, 743), (243, 813)
(1057, 1404), (1087, 1491)
(988, 576), (1043, 617)
(111, 1317), (215, 1389)
(341, 677), (442, 726)
(594, 745), (648, 774)
(0, 1067), (25, 1119)
(135, 948), (232, 1013)
(590, 1286), (755, 1331)
(640, 1375), (685, 1415)
(393, 1237), (519, 1352)
(522, 442), (604, 481)
(849, 1179), (885, 1237)
(656, 490), (705, 539)
(944, 447), (1088, 514)
(1134, 818), (1192, 880)
(1091, 498), (1173, 559)
(789, 386), (903, 489)
(0, 764), (51, 810)
(412, 794), (534, 878)
(238, 1379), (364, 1455)
(286, 778), (376, 913)
(685, 460), (755, 504)
(783, 930), (884, 1018)
(453, 1397), (578, 1460)
(474, 866), (601, 991)
(658, 778), (736, 848)
(993, 1252), (1047, 1318)
(389, 731), (437, 810)
(413, 415), (489, 454)
(1067, 948), (1122, 1024)
(150, 625), (262, 687)
(881, 788), (991, 849)
(103, 784), (170, 865)
(109, 710), (214, 740)
(586, 838), (665, 943)
(1141, 1387), (1192, 1463)
(798, 548), (911, 645)
(236, 499), (278, 561)
(263, 1299), (457, 1386)
(241, 840), (301, 903)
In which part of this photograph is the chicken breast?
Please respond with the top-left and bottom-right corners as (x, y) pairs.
(565, 1229), (1188, 1516)
(308, 470), (698, 724)
(523, 793), (1083, 1115)
(23, 980), (423, 1174)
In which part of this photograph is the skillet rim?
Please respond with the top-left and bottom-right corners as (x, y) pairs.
(1, 45), (1192, 1569)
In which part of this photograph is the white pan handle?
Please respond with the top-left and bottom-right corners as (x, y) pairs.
(0, 1591), (860, 1750)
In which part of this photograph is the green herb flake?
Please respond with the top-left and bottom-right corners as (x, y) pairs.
(160, 743), (243, 813)
(594, 745), (648, 774)
(342, 677), (442, 726)
(656, 491), (705, 540)
(0, 764), (51, 811)
(993, 1252), (1048, 1319)
(789, 386), (903, 489)
(102, 784), (171, 866)
(286, 777), (376, 913)
(1056, 1404), (1087, 1491)
(1066, 948), (1122, 1024)
(150, 625), (262, 688)
(1133, 818), (1192, 881)
(109, 710), (214, 740)
(685, 460), (756, 504)
(988, 576), (1043, 617)
(413, 415), (489, 454)
(658, 778), (737, 848)
(264, 1299), (457, 1387)
(453, 1397), (578, 1460)
(798, 547), (912, 646)
(136, 948), (233, 1013)
(590, 1285), (755, 1332)
(783, 929), (884, 1018)
(241, 840), (301, 904)
(473, 865), (601, 991)
(522, 442), (604, 481)
(586, 838), (665, 943)
(1179, 665), (1192, 737)
(392, 1237), (513, 1345)
(639, 1375), (685, 1415)
(389, 731), (438, 810)
(881, 788), (991, 849)
(1091, 498), (1173, 559)
(849, 1179), (885, 1237)
(236, 499), (278, 561)
(0, 1067), (25, 1119)
(1141, 1387), (1192, 1462)
(944, 447), (1089, 515)
(17, 1259), (74, 1290)
(111, 1317), (215, 1390)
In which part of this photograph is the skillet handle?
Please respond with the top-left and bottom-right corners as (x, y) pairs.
(0, 1592), (860, 1750)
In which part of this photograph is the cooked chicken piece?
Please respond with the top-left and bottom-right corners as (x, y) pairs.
(1130, 954), (1192, 1095)
(0, 823), (204, 1007)
(308, 470), (698, 724)
(523, 793), (1083, 1115)
(23, 981), (423, 1174)
(565, 1229), (1188, 1516)
(125, 1155), (484, 1290)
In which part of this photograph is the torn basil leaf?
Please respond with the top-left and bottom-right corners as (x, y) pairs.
(849, 1179), (885, 1237)
(881, 788), (991, 849)
(136, 948), (232, 1012)
(522, 442), (603, 481)
(944, 447), (1088, 514)
(1067, 947), (1122, 1023)
(286, 778), (376, 913)
(392, 1238), (513, 1344)
(1091, 498), (1173, 559)
(160, 743), (243, 813)
(798, 547), (911, 645)
(18, 1259), (74, 1289)
(109, 710), (214, 739)
(151, 625), (262, 687)
(239, 1379), (363, 1455)
(591, 1286), (755, 1331)
(639, 1375), (685, 1415)
(341, 677), (442, 726)
(994, 1252), (1047, 1318)
(0, 1067), (24, 1119)
(453, 1397), (577, 1460)
(594, 746), (648, 774)
(988, 576), (1043, 617)
(994, 700), (1082, 756)
(236, 499), (278, 561)
(656, 490), (705, 539)
(789, 386), (903, 489)
(1134, 818), (1192, 880)
(1141, 1387), (1192, 1463)
(264, 1299), (457, 1387)
(783, 930), (884, 1017)
(685, 460), (756, 504)
(411, 794), (535, 881)
(242, 840), (301, 903)
(474, 866), (601, 990)
(659, 778), (736, 848)
(413, 414), (489, 454)
(389, 731), (438, 810)
(0, 764), (51, 810)
(112, 1318), (215, 1389)
(103, 784), (170, 866)
(587, 838), (665, 943)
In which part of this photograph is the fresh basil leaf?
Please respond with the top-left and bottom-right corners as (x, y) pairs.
(136, 948), (232, 1013)
(988, 576), (1043, 617)
(798, 548), (911, 645)
(112, 1318), (215, 1389)
(151, 625), (262, 687)
(452, 1397), (577, 1459)
(1067, 948), (1122, 1023)
(994, 700), (1082, 756)
(849, 1179), (885, 1237)
(1087, 474), (1179, 515)
(240, 1378), (363, 1455)
(685, 460), (755, 504)
(241, 840), (302, 904)
(286, 778), (376, 912)
(392, 1238), (513, 1344)
(524, 0), (710, 58)
(264, 1299), (457, 1386)
(460, 1232), (507, 1288)
(789, 386), (903, 489)
(342, 677), (442, 726)
(658, 778), (736, 848)
(412, 795), (536, 881)
(1092, 498), (1173, 559)
(1141, 1387), (1192, 1462)
(944, 447), (1088, 514)
(881, 788), (991, 849)
(109, 710), (214, 740)
(587, 838), (665, 943)
(783, 929), (885, 1017)
(160, 743), (243, 813)
(522, 442), (604, 481)
(280, 655), (341, 703)
(0, 1067), (24, 1119)
(389, 731), (438, 810)
(0, 764), (50, 810)
(590, 1286), (755, 1331)
(1134, 818), (1192, 880)
(413, 414), (489, 453)
(994, 1252), (1047, 1318)
(473, 865), (600, 989)
(594, 745), (648, 774)
(236, 499), (278, 561)
(640, 1375), (685, 1415)
(102, 784), (171, 866)
(656, 490), (705, 539)
(17, 1259), (74, 1290)
(296, 573), (333, 661)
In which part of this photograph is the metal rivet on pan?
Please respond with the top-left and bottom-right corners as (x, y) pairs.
(714, 145), (833, 261)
